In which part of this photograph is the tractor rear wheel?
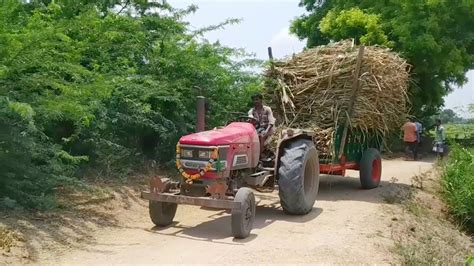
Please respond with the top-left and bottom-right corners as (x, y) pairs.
(278, 139), (320, 215)
(231, 188), (256, 239)
(149, 201), (177, 227)
(359, 148), (382, 189)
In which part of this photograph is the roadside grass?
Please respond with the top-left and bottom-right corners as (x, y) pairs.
(383, 170), (473, 265)
(440, 146), (474, 233)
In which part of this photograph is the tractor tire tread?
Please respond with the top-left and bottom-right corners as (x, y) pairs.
(149, 201), (177, 227)
(278, 139), (319, 215)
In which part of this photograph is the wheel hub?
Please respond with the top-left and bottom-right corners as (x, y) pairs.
(371, 158), (382, 182)
(244, 205), (252, 220)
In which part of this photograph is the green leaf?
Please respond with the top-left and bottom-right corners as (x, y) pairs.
(8, 102), (35, 120)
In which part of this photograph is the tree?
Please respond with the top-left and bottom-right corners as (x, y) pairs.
(291, 0), (474, 121)
(439, 109), (461, 124)
(0, 0), (260, 209)
(319, 8), (389, 46)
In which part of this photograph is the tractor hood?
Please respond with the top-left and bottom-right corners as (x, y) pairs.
(179, 122), (257, 146)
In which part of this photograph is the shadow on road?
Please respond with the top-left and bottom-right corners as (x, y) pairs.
(317, 174), (390, 204)
(317, 159), (433, 204)
(147, 204), (323, 243)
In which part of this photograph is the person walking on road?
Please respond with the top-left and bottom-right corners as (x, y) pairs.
(402, 118), (418, 160)
(414, 120), (422, 144)
(414, 119), (423, 157)
(433, 119), (446, 159)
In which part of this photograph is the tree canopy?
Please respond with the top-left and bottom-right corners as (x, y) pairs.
(438, 109), (464, 124)
(0, 0), (260, 209)
(319, 7), (389, 46)
(291, 0), (474, 121)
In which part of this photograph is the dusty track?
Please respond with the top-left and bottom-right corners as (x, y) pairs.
(35, 159), (433, 265)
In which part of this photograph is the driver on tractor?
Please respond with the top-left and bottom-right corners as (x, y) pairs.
(248, 93), (276, 159)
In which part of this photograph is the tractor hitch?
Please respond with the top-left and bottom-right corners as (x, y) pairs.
(141, 191), (240, 210)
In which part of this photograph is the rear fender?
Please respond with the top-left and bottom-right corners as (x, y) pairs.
(274, 128), (314, 180)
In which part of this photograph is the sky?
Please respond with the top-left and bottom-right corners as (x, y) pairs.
(168, 0), (474, 117)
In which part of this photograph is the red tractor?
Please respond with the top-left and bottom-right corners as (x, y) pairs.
(141, 96), (382, 238)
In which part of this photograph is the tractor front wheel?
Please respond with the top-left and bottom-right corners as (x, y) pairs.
(359, 148), (382, 189)
(231, 188), (256, 239)
(149, 201), (177, 227)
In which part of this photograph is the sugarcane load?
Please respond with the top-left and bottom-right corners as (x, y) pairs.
(265, 40), (410, 157)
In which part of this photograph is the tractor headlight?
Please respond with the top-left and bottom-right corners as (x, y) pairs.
(198, 150), (211, 158)
(181, 149), (193, 158)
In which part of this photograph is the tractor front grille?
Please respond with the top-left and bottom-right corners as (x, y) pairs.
(181, 159), (227, 171)
(179, 145), (228, 161)
(179, 145), (228, 171)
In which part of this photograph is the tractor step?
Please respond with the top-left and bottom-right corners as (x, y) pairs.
(246, 170), (272, 186)
(250, 171), (268, 177)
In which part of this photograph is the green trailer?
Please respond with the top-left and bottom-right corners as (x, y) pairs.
(318, 126), (384, 189)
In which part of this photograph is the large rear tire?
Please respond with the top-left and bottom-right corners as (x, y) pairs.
(149, 201), (177, 227)
(278, 139), (320, 215)
(359, 148), (382, 189)
(231, 188), (256, 239)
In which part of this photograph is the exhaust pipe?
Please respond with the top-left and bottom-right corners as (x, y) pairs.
(196, 96), (205, 132)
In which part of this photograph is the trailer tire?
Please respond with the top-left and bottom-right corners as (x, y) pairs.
(359, 148), (382, 189)
(278, 139), (319, 215)
(231, 188), (256, 239)
(149, 201), (177, 227)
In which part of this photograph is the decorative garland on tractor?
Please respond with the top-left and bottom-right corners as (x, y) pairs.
(176, 144), (219, 183)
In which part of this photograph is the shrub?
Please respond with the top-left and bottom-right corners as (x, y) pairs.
(441, 145), (474, 233)
(0, 1), (259, 209)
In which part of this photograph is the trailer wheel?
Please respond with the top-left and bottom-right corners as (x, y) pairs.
(278, 139), (319, 215)
(149, 201), (177, 227)
(231, 188), (256, 239)
(359, 148), (382, 189)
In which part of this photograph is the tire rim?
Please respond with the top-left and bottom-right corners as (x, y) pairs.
(371, 158), (382, 182)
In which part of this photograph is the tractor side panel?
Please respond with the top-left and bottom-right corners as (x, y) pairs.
(227, 131), (260, 170)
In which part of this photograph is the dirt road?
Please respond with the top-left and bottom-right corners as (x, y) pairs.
(45, 159), (433, 265)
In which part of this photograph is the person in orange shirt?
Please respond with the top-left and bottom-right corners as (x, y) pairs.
(402, 118), (418, 160)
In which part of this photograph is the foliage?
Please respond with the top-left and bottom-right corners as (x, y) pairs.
(291, 0), (474, 121)
(438, 109), (464, 124)
(441, 146), (474, 233)
(442, 123), (474, 148)
(444, 124), (474, 140)
(0, 97), (77, 209)
(467, 256), (474, 266)
(0, 0), (260, 208)
(319, 8), (389, 46)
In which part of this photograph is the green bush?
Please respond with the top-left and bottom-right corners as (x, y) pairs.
(441, 146), (474, 233)
(0, 97), (80, 209)
(0, 1), (260, 209)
